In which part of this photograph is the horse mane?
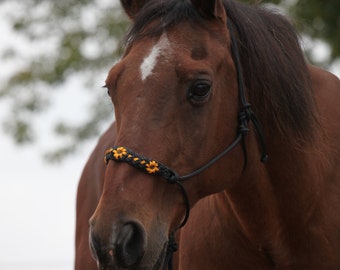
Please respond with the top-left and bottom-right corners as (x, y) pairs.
(124, 0), (318, 144)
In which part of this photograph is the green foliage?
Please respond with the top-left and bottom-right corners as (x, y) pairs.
(242, 0), (340, 64)
(0, 0), (127, 160)
(292, 0), (340, 60)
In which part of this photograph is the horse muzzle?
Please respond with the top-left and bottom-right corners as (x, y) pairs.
(89, 215), (170, 270)
(89, 220), (147, 269)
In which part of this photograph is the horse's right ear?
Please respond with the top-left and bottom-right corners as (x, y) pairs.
(120, 0), (151, 20)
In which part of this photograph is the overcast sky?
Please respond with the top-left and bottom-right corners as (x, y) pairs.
(0, 78), (98, 269)
(0, 2), (100, 269)
(0, 136), (91, 270)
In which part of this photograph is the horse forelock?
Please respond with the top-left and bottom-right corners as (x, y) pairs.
(123, 0), (318, 145)
(123, 0), (203, 47)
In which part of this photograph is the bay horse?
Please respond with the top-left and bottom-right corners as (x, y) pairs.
(75, 0), (340, 269)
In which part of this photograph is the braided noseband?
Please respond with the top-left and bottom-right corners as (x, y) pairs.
(103, 20), (268, 270)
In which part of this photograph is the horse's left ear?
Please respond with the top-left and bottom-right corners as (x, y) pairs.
(120, 0), (151, 20)
(190, 0), (227, 23)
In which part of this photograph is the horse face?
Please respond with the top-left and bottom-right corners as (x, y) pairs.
(89, 0), (245, 269)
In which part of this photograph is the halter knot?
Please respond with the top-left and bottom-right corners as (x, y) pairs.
(164, 171), (179, 184)
(163, 233), (178, 270)
(167, 234), (178, 253)
(238, 104), (253, 136)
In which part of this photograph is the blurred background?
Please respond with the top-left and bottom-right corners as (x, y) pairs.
(0, 0), (339, 269)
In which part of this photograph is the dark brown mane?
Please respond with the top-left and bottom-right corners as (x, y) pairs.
(124, 0), (317, 143)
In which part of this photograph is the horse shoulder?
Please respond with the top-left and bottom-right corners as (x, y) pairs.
(75, 122), (116, 270)
(309, 65), (340, 123)
(309, 65), (340, 157)
(309, 65), (340, 261)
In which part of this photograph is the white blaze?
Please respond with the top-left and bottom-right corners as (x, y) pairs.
(140, 35), (171, 81)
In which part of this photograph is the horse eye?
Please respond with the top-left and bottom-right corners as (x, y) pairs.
(187, 80), (212, 104)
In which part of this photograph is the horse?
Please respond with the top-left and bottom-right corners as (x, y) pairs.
(75, 0), (340, 269)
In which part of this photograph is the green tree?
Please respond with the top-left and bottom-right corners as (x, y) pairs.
(292, 0), (340, 61)
(0, 0), (339, 161)
(242, 0), (340, 64)
(0, 0), (128, 161)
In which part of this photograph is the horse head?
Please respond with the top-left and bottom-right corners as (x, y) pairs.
(89, 0), (259, 268)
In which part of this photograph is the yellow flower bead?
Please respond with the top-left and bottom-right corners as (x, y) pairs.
(146, 161), (159, 174)
(113, 147), (127, 159)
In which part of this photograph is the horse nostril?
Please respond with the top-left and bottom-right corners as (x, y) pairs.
(89, 220), (147, 268)
(116, 221), (147, 267)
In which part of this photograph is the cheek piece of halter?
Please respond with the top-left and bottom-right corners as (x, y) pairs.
(103, 21), (267, 270)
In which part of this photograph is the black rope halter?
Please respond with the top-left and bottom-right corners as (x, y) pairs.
(104, 20), (267, 270)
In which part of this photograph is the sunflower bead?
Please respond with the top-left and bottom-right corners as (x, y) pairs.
(146, 161), (160, 174)
(113, 147), (127, 159)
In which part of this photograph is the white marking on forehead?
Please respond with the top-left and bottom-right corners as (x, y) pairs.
(140, 34), (172, 81)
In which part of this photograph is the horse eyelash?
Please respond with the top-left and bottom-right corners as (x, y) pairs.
(102, 84), (111, 97)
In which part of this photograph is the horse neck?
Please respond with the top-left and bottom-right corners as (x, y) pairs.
(221, 129), (333, 262)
